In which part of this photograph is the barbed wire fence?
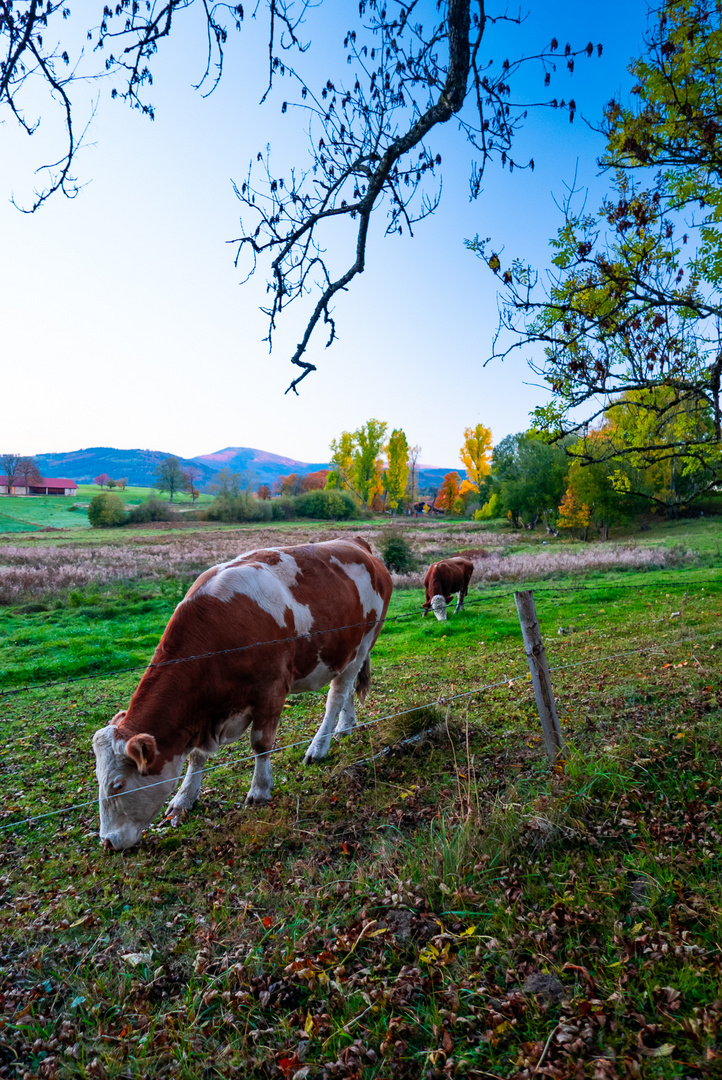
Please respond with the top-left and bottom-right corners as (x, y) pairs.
(1, 577), (719, 837)
(1, 573), (719, 702)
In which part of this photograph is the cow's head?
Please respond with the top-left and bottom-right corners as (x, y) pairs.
(92, 712), (180, 850)
(430, 595), (448, 621)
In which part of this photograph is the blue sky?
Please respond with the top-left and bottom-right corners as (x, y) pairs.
(1, 1), (650, 468)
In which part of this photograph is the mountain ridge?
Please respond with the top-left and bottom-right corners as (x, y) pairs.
(29, 445), (460, 493)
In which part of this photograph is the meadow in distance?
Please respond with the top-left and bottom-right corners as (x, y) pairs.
(1, 503), (721, 1080)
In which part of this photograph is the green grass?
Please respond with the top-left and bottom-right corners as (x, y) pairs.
(1, 521), (721, 1079)
(75, 485), (216, 508)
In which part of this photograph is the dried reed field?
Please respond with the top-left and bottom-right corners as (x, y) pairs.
(0, 522), (692, 604)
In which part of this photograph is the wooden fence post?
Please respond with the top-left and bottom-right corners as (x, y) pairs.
(514, 589), (567, 761)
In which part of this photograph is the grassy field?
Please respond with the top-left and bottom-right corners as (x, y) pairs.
(0, 519), (721, 1079)
(0, 487), (216, 534)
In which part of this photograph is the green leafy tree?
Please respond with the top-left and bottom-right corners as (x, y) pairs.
(562, 446), (634, 540)
(482, 1), (722, 478)
(88, 492), (126, 528)
(600, 387), (720, 514)
(492, 432), (569, 529)
(351, 420), (387, 508)
(326, 432), (356, 493)
(154, 456), (185, 502)
(383, 429), (410, 512)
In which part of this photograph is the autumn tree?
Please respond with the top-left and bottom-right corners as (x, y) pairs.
(485, 0), (722, 477)
(460, 424), (493, 491)
(2, 2), (596, 384)
(94, 474), (111, 489)
(273, 472), (303, 496)
(183, 465), (202, 503)
(257, 484), (272, 500)
(557, 488), (591, 540)
(383, 430), (410, 513)
(154, 456), (185, 502)
(435, 472), (461, 513)
(301, 470), (330, 492)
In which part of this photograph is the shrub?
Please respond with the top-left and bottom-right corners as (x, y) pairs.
(378, 530), (415, 572)
(126, 498), (177, 524)
(203, 495), (273, 523)
(294, 490), (356, 520)
(87, 492), (126, 528)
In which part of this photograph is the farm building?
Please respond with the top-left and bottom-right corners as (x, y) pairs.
(0, 476), (78, 496)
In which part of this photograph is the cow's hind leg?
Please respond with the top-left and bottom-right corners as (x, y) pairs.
(304, 665), (359, 764)
(166, 749), (210, 823)
(245, 720), (281, 806)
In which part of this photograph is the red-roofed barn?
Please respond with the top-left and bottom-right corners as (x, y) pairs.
(0, 476), (78, 496)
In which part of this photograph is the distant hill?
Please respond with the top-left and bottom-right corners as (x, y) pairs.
(29, 446), (461, 493)
(192, 447), (330, 488)
(32, 448), (218, 489)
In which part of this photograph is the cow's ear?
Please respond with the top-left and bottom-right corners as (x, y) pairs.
(110, 710), (126, 726)
(125, 734), (158, 774)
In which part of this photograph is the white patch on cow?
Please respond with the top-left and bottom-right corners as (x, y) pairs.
(329, 557), (384, 619)
(291, 659), (335, 693)
(197, 551), (314, 634)
(431, 594), (448, 621)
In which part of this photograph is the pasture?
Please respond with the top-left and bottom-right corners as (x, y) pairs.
(1, 519), (721, 1079)
(0, 487), (216, 535)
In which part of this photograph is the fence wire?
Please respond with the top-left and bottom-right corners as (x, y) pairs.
(1, 623), (719, 837)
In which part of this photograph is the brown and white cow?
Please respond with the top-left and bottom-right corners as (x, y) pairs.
(422, 557), (474, 621)
(93, 537), (392, 850)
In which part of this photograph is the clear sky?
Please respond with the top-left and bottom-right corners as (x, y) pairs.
(1, 1), (649, 469)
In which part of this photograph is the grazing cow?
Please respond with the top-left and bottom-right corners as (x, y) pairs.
(422, 557), (474, 621)
(93, 537), (392, 850)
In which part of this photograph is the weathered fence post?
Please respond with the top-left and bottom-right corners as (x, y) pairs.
(514, 590), (567, 761)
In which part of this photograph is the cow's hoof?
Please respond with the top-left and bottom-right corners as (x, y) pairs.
(245, 792), (271, 807)
(303, 751), (327, 765)
(166, 797), (195, 819)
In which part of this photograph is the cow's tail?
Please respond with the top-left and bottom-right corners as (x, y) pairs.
(355, 656), (371, 703)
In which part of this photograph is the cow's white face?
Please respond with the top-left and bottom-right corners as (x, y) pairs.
(92, 717), (181, 850)
(430, 595), (448, 621)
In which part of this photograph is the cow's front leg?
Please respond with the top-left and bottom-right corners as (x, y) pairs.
(454, 592), (465, 613)
(166, 749), (210, 823)
(305, 667), (356, 764)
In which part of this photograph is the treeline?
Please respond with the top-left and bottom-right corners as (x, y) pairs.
(440, 389), (721, 536)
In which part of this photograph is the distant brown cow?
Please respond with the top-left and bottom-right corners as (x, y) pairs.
(93, 537), (392, 850)
(422, 557), (474, 621)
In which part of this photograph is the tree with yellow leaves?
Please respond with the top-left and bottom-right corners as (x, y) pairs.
(460, 424), (493, 493)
